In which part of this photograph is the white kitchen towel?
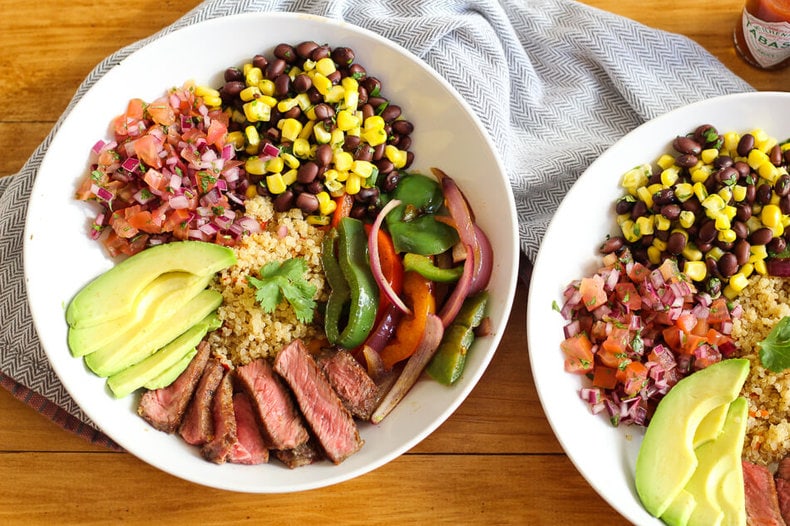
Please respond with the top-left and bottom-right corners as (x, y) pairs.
(0, 0), (752, 433)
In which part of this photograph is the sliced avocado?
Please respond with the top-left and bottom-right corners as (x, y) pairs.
(661, 490), (696, 526)
(66, 241), (235, 329)
(143, 314), (221, 391)
(683, 397), (747, 526)
(693, 402), (729, 449)
(635, 359), (749, 518)
(84, 289), (222, 377)
(68, 272), (213, 357)
(106, 312), (220, 398)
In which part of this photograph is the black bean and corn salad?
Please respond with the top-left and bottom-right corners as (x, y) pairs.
(607, 125), (790, 299)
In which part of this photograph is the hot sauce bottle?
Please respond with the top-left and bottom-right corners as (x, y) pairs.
(733, 0), (790, 70)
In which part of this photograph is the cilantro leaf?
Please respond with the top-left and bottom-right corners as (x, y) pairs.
(759, 316), (790, 372)
(248, 258), (317, 323)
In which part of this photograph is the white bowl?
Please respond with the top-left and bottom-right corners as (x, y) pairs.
(528, 91), (790, 524)
(23, 12), (519, 492)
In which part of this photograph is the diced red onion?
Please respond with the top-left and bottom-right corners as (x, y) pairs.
(199, 222), (220, 236)
(91, 140), (107, 155)
(168, 195), (190, 209)
(262, 143), (280, 158)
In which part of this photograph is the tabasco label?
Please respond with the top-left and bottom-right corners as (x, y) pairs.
(741, 9), (790, 68)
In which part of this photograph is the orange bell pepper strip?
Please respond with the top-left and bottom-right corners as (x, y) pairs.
(330, 193), (354, 229)
(363, 224), (404, 322)
(379, 271), (435, 370)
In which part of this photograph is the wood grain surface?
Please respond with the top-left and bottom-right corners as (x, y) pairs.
(0, 1), (785, 524)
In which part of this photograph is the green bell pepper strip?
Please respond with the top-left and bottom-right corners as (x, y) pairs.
(322, 217), (379, 349)
(426, 291), (489, 385)
(384, 173), (459, 255)
(402, 253), (464, 283)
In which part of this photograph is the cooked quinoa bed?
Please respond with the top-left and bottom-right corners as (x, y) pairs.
(731, 275), (790, 465)
(205, 196), (328, 366)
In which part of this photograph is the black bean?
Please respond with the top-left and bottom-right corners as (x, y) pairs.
(656, 229), (670, 242)
(382, 172), (401, 193)
(717, 253), (738, 278)
(355, 187), (379, 203)
(315, 144), (333, 167)
(296, 41), (319, 59)
(615, 197), (633, 215)
(734, 161), (752, 181)
(356, 85), (369, 107)
(732, 220), (749, 240)
(372, 143), (386, 161)
(342, 135), (360, 153)
(297, 162), (319, 184)
(781, 195), (790, 215)
(771, 144), (784, 166)
(716, 166), (739, 185)
(661, 204), (681, 221)
(306, 87), (323, 105)
(775, 175), (790, 197)
(361, 103), (375, 121)
(274, 74), (291, 97)
(265, 58), (286, 80)
(398, 135), (412, 151)
(698, 220), (717, 243)
(307, 181), (325, 195)
(376, 158), (395, 176)
(666, 232), (687, 255)
(734, 240), (751, 265)
(750, 227), (774, 246)
(681, 199), (701, 214)
(220, 81), (245, 99)
(673, 136), (702, 155)
(252, 54), (268, 71)
(639, 235), (654, 248)
(769, 236), (787, 255)
(735, 202), (752, 222)
(327, 70), (342, 85)
(310, 45), (331, 61)
(785, 150), (790, 165)
(292, 73), (312, 93)
(313, 103), (335, 120)
(737, 134), (755, 157)
(653, 188), (675, 206)
(380, 104), (402, 123)
(274, 43), (297, 64)
(706, 276), (722, 296)
(706, 257), (721, 278)
(392, 120), (414, 136)
(713, 155), (734, 170)
(295, 192), (319, 214)
(354, 144), (373, 162)
(757, 183), (773, 205)
(676, 154), (699, 168)
(224, 67), (244, 82)
(273, 190), (295, 212)
(331, 46), (355, 66)
(599, 236), (625, 254)
(693, 124), (717, 145)
(363, 77), (382, 97)
(697, 241), (713, 253)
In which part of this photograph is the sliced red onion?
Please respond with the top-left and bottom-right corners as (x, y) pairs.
(370, 313), (444, 424)
(469, 224), (493, 295)
(364, 303), (404, 353)
(369, 198), (411, 315)
(438, 244), (475, 327)
(361, 345), (386, 382)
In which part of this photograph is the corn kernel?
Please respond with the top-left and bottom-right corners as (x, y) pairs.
(195, 85), (220, 99)
(227, 131), (245, 150)
(762, 203), (782, 227)
(324, 85), (345, 104)
(245, 67), (263, 86)
(243, 100), (271, 122)
(317, 191), (336, 216)
(723, 285), (738, 300)
(741, 262), (754, 277)
(330, 128), (345, 148)
(266, 173), (287, 194)
(706, 246), (725, 261)
(240, 86), (262, 102)
(755, 259), (768, 275)
(674, 183), (694, 202)
(679, 210), (695, 229)
(657, 154), (676, 170)
(702, 193), (726, 212)
(245, 156), (267, 175)
(282, 168), (298, 186)
(772, 222), (785, 238)
(728, 272), (749, 293)
(700, 148), (719, 164)
(655, 215), (671, 231)
(750, 244), (768, 262)
(361, 127), (387, 147)
(266, 157), (284, 174)
(748, 149), (770, 170)
(281, 152), (300, 170)
(636, 215), (654, 236)
(334, 151), (354, 172)
(293, 138), (312, 158)
(682, 244), (703, 261)
(314, 122), (332, 144)
(714, 214), (731, 231)
(343, 89), (359, 110)
(345, 173), (362, 195)
(385, 145), (408, 169)
(315, 57), (336, 76)
(683, 260), (707, 281)
(717, 187), (733, 202)
(652, 238), (668, 251)
(299, 120), (315, 141)
(660, 167), (679, 187)
(245, 185), (258, 199)
(244, 125), (260, 148)
(280, 118), (303, 142)
(312, 73), (332, 95)
(718, 229), (737, 243)
(306, 215), (331, 226)
(616, 213), (630, 226)
(693, 182), (708, 202)
(257, 78), (275, 96)
(341, 76), (358, 92)
(336, 110), (360, 131)
(723, 132), (740, 153)
(691, 165), (713, 183)
(647, 246), (662, 266)
(621, 164), (651, 193)
(759, 162), (780, 183)
(636, 186), (654, 208)
(732, 185), (747, 202)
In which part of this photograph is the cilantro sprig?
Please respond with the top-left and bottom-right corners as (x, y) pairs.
(247, 258), (317, 324)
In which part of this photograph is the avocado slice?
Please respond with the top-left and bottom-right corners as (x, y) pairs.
(66, 241), (235, 329)
(661, 490), (696, 526)
(692, 402), (730, 449)
(68, 272), (213, 357)
(84, 289), (222, 377)
(682, 397), (748, 526)
(635, 358), (749, 518)
(106, 312), (221, 398)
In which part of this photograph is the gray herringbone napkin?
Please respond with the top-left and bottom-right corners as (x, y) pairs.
(0, 0), (752, 433)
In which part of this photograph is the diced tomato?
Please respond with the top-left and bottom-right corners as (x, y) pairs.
(620, 362), (648, 396)
(146, 99), (176, 126)
(682, 333), (707, 355)
(662, 326), (685, 353)
(614, 282), (642, 311)
(560, 334), (594, 374)
(579, 274), (608, 311)
(627, 261), (651, 282)
(133, 135), (163, 169)
(675, 313), (697, 333)
(706, 328), (733, 349)
(206, 119), (227, 149)
(597, 347), (625, 369)
(162, 208), (191, 234)
(707, 297), (731, 325)
(690, 317), (709, 337)
(602, 327), (630, 355)
(592, 366), (618, 389)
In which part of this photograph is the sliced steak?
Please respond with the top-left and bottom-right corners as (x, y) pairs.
(228, 392), (269, 465)
(178, 357), (224, 445)
(274, 438), (323, 469)
(318, 349), (378, 420)
(201, 370), (237, 464)
(137, 342), (210, 433)
(274, 340), (363, 464)
(743, 460), (787, 526)
(775, 457), (790, 525)
(235, 357), (309, 450)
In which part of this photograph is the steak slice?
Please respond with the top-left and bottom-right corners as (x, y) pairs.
(235, 358), (309, 450)
(178, 357), (224, 445)
(775, 457), (790, 525)
(743, 460), (787, 526)
(274, 438), (323, 469)
(318, 349), (378, 420)
(274, 340), (363, 464)
(201, 370), (237, 464)
(228, 392), (269, 465)
(137, 341), (210, 433)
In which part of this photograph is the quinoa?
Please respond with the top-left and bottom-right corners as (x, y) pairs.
(731, 274), (790, 465)
(206, 196), (328, 365)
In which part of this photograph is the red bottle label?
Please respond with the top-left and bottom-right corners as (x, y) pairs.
(741, 8), (790, 68)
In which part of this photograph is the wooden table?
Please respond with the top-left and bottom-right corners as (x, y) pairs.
(0, 1), (785, 524)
